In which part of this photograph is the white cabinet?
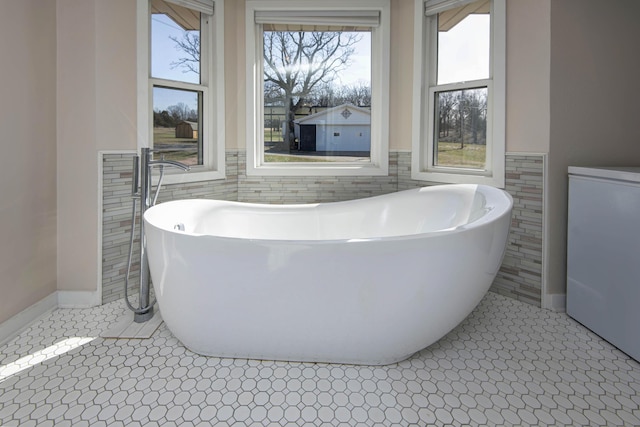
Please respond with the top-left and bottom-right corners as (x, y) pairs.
(567, 166), (640, 362)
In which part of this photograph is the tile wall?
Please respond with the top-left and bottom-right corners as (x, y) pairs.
(491, 155), (545, 306)
(100, 152), (238, 304)
(101, 153), (140, 305)
(101, 151), (545, 306)
(237, 152), (399, 203)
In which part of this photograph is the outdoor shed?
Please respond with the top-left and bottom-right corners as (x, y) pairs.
(175, 121), (198, 139)
(294, 104), (371, 154)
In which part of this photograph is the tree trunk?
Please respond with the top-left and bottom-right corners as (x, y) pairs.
(283, 97), (297, 151)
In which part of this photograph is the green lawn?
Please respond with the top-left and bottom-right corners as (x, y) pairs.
(153, 127), (199, 165)
(264, 128), (282, 143)
(152, 128), (485, 167)
(153, 127), (195, 144)
(435, 142), (486, 169)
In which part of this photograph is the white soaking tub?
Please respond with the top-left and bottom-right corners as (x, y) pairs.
(144, 184), (513, 365)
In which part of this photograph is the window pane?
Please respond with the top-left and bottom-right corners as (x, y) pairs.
(151, 1), (201, 84)
(262, 30), (372, 163)
(436, 0), (490, 85)
(433, 87), (487, 169)
(152, 86), (202, 166)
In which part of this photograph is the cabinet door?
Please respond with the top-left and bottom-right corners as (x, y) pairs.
(567, 175), (640, 361)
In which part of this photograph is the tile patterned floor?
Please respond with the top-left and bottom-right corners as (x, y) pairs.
(1, 292), (639, 426)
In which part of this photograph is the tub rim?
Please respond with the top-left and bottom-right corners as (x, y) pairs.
(144, 184), (513, 244)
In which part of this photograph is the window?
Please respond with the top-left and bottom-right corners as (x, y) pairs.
(411, 0), (505, 187)
(245, 0), (390, 176)
(137, 0), (225, 183)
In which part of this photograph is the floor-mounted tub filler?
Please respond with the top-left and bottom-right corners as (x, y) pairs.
(144, 184), (513, 365)
(125, 148), (190, 323)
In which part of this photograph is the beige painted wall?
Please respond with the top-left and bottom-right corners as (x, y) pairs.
(506, 0), (550, 154)
(95, 0), (138, 151)
(547, 0), (640, 295)
(57, 0), (137, 295)
(224, 0), (243, 150)
(389, 0), (414, 151)
(0, 1), (57, 323)
(57, 0), (99, 293)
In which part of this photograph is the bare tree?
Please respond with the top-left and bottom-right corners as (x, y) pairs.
(170, 28), (363, 150)
(167, 102), (197, 122)
(437, 91), (457, 139)
(466, 89), (487, 145)
(169, 32), (200, 75)
(306, 82), (371, 108)
(311, 82), (371, 107)
(438, 89), (487, 149)
(263, 31), (362, 150)
(344, 82), (372, 107)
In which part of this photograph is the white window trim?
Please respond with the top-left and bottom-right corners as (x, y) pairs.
(136, 0), (226, 184)
(411, 0), (505, 187)
(245, 0), (390, 177)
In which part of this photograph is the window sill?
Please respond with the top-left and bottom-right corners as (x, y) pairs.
(153, 167), (226, 185)
(411, 169), (504, 188)
(246, 162), (389, 177)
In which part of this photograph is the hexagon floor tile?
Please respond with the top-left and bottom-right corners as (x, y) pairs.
(1, 292), (639, 426)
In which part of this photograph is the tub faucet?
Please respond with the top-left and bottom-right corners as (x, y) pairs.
(130, 147), (190, 323)
(149, 158), (191, 170)
(143, 153), (190, 209)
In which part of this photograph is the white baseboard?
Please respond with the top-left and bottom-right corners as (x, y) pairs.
(544, 293), (566, 312)
(0, 292), (58, 346)
(57, 290), (101, 308)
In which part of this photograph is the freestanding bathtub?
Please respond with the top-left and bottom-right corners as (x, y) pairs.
(144, 184), (512, 365)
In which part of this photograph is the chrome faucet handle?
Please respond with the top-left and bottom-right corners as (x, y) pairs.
(131, 155), (140, 198)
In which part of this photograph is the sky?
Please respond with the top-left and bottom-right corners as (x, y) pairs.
(151, 14), (200, 112)
(151, 14), (199, 84)
(438, 14), (490, 85)
(333, 32), (371, 88)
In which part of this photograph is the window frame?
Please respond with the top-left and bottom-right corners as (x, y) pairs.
(245, 0), (390, 177)
(137, 0), (226, 184)
(411, 0), (506, 187)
